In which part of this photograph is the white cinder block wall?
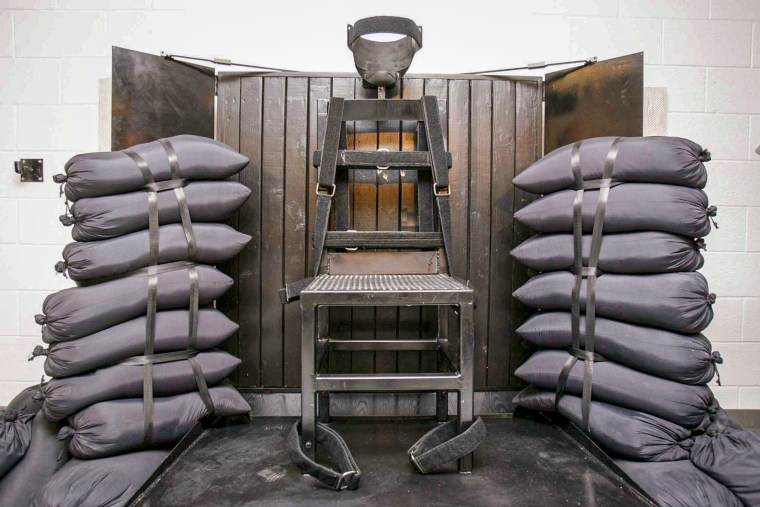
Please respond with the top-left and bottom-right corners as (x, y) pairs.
(1, 0), (759, 407)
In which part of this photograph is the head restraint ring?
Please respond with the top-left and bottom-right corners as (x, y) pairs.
(347, 16), (422, 90)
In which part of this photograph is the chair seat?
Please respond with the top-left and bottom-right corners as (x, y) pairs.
(301, 274), (472, 306)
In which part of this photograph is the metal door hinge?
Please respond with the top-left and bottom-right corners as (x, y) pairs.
(14, 159), (43, 182)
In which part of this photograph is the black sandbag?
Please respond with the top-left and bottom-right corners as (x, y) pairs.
(514, 350), (715, 430)
(41, 309), (238, 378)
(690, 430), (760, 506)
(0, 409), (33, 479)
(511, 231), (704, 274)
(517, 312), (717, 384)
(64, 386), (250, 459)
(67, 180), (251, 242)
(31, 450), (168, 507)
(60, 223), (251, 283)
(0, 416), (67, 506)
(512, 271), (714, 334)
(61, 134), (249, 201)
(512, 136), (708, 194)
(615, 459), (742, 507)
(7, 383), (45, 416)
(513, 387), (693, 462)
(513, 183), (713, 237)
(708, 406), (745, 433)
(40, 264), (232, 343)
(41, 350), (240, 421)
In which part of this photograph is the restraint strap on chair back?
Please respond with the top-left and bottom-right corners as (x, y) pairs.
(555, 138), (622, 433)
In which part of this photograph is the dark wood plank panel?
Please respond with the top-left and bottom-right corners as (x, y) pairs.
(509, 81), (541, 387)
(328, 77), (356, 374)
(398, 78), (424, 373)
(447, 80), (470, 280)
(469, 79), (493, 388)
(350, 80), (378, 374)
(236, 76), (263, 387)
(447, 79), (471, 378)
(487, 80), (516, 387)
(218, 73), (543, 390)
(260, 76), (286, 387)
(215, 76), (241, 385)
(283, 77), (309, 387)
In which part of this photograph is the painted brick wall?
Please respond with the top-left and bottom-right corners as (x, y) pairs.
(1, 0), (758, 408)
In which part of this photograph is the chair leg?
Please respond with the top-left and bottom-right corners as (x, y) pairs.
(436, 391), (448, 422)
(457, 302), (475, 473)
(301, 302), (317, 461)
(318, 392), (330, 423)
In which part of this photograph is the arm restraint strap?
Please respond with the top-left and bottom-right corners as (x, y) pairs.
(279, 98), (345, 304)
(124, 148), (159, 447)
(287, 421), (361, 491)
(555, 138), (621, 433)
(421, 96), (454, 275)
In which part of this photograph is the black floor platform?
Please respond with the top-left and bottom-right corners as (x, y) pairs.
(130, 415), (653, 506)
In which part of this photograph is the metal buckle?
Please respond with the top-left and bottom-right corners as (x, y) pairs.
(335, 470), (358, 491)
(409, 451), (426, 473)
(376, 148), (389, 170)
(345, 229), (359, 251)
(316, 183), (336, 197)
(433, 185), (451, 197)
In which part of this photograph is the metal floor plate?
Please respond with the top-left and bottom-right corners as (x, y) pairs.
(130, 415), (653, 507)
(305, 274), (470, 293)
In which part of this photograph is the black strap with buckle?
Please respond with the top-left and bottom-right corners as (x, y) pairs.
(555, 138), (622, 433)
(124, 140), (213, 447)
(288, 417), (486, 491)
(287, 421), (361, 491)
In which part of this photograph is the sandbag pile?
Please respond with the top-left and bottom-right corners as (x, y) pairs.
(0, 135), (253, 506)
(510, 137), (759, 506)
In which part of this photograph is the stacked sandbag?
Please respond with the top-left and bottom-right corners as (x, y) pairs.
(0, 384), (44, 479)
(510, 136), (756, 506)
(20, 135), (253, 505)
